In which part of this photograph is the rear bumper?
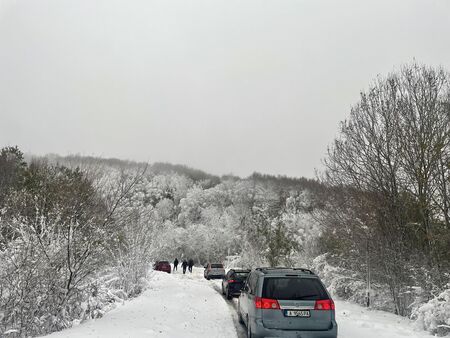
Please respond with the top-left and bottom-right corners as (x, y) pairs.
(228, 286), (243, 296)
(252, 319), (337, 338)
(228, 290), (241, 297)
(157, 269), (171, 273)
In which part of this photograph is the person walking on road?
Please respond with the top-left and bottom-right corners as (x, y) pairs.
(181, 260), (188, 274)
(188, 258), (194, 273)
(173, 258), (179, 271)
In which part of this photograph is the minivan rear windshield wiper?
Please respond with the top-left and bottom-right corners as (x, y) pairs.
(293, 294), (320, 300)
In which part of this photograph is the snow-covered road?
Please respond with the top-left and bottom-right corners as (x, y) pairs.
(45, 268), (435, 338)
(46, 268), (236, 338)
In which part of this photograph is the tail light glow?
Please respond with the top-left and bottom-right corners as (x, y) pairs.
(314, 299), (335, 310)
(255, 297), (280, 310)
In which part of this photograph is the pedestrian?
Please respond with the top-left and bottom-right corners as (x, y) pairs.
(181, 259), (188, 274)
(188, 258), (194, 273)
(173, 258), (179, 271)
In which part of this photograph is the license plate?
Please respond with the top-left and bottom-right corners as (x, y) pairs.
(285, 310), (310, 317)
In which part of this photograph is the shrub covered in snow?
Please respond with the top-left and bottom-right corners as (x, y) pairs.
(313, 254), (450, 337)
(0, 236), (132, 337)
(0, 152), (154, 337)
(412, 287), (450, 336)
(312, 254), (395, 312)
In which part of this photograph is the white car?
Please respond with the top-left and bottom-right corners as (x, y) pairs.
(204, 263), (225, 280)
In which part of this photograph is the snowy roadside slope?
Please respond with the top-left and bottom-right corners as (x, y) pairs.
(45, 269), (237, 338)
(336, 300), (435, 338)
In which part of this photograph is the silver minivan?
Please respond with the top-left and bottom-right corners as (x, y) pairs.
(238, 267), (337, 338)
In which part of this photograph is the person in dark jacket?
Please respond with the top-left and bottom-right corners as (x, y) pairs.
(173, 258), (179, 271)
(181, 260), (188, 274)
(188, 258), (194, 273)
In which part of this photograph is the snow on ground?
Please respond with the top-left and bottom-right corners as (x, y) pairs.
(336, 300), (436, 338)
(45, 267), (237, 338)
(44, 267), (438, 338)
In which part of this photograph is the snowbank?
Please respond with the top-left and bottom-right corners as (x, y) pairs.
(412, 287), (450, 336)
(336, 299), (435, 338)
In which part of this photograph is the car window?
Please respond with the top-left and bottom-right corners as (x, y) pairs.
(262, 277), (329, 300)
(234, 272), (249, 280)
(248, 273), (258, 295)
(243, 273), (251, 292)
(211, 264), (223, 268)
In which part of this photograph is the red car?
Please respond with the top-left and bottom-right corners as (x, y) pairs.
(153, 261), (171, 273)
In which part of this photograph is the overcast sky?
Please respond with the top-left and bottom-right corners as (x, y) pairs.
(1, 0), (450, 178)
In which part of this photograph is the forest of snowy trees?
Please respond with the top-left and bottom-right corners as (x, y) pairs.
(0, 148), (325, 336)
(319, 64), (450, 335)
(0, 63), (449, 337)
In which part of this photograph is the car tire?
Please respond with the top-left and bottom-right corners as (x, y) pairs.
(247, 317), (252, 338)
(226, 289), (232, 300)
(206, 276), (210, 280)
(237, 307), (244, 325)
(221, 284), (224, 295)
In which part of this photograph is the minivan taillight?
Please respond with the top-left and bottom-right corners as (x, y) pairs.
(314, 299), (335, 310)
(228, 279), (236, 283)
(255, 297), (280, 310)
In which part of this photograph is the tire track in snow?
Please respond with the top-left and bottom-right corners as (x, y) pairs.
(209, 280), (247, 338)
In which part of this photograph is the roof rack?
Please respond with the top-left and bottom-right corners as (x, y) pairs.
(292, 268), (315, 274)
(255, 267), (315, 275)
(256, 266), (288, 271)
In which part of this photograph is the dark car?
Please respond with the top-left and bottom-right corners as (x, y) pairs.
(222, 269), (250, 299)
(238, 267), (337, 338)
(153, 261), (171, 273)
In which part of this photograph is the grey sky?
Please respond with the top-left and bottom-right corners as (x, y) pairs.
(1, 0), (450, 178)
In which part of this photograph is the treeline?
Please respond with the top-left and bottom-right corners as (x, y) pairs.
(318, 63), (449, 333)
(0, 148), (320, 337)
(45, 154), (221, 188)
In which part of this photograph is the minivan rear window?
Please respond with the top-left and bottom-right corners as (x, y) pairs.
(233, 272), (249, 280)
(211, 264), (223, 268)
(262, 277), (329, 300)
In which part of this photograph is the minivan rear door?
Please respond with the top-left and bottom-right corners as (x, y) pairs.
(228, 272), (249, 293)
(261, 276), (333, 331)
(210, 264), (225, 276)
